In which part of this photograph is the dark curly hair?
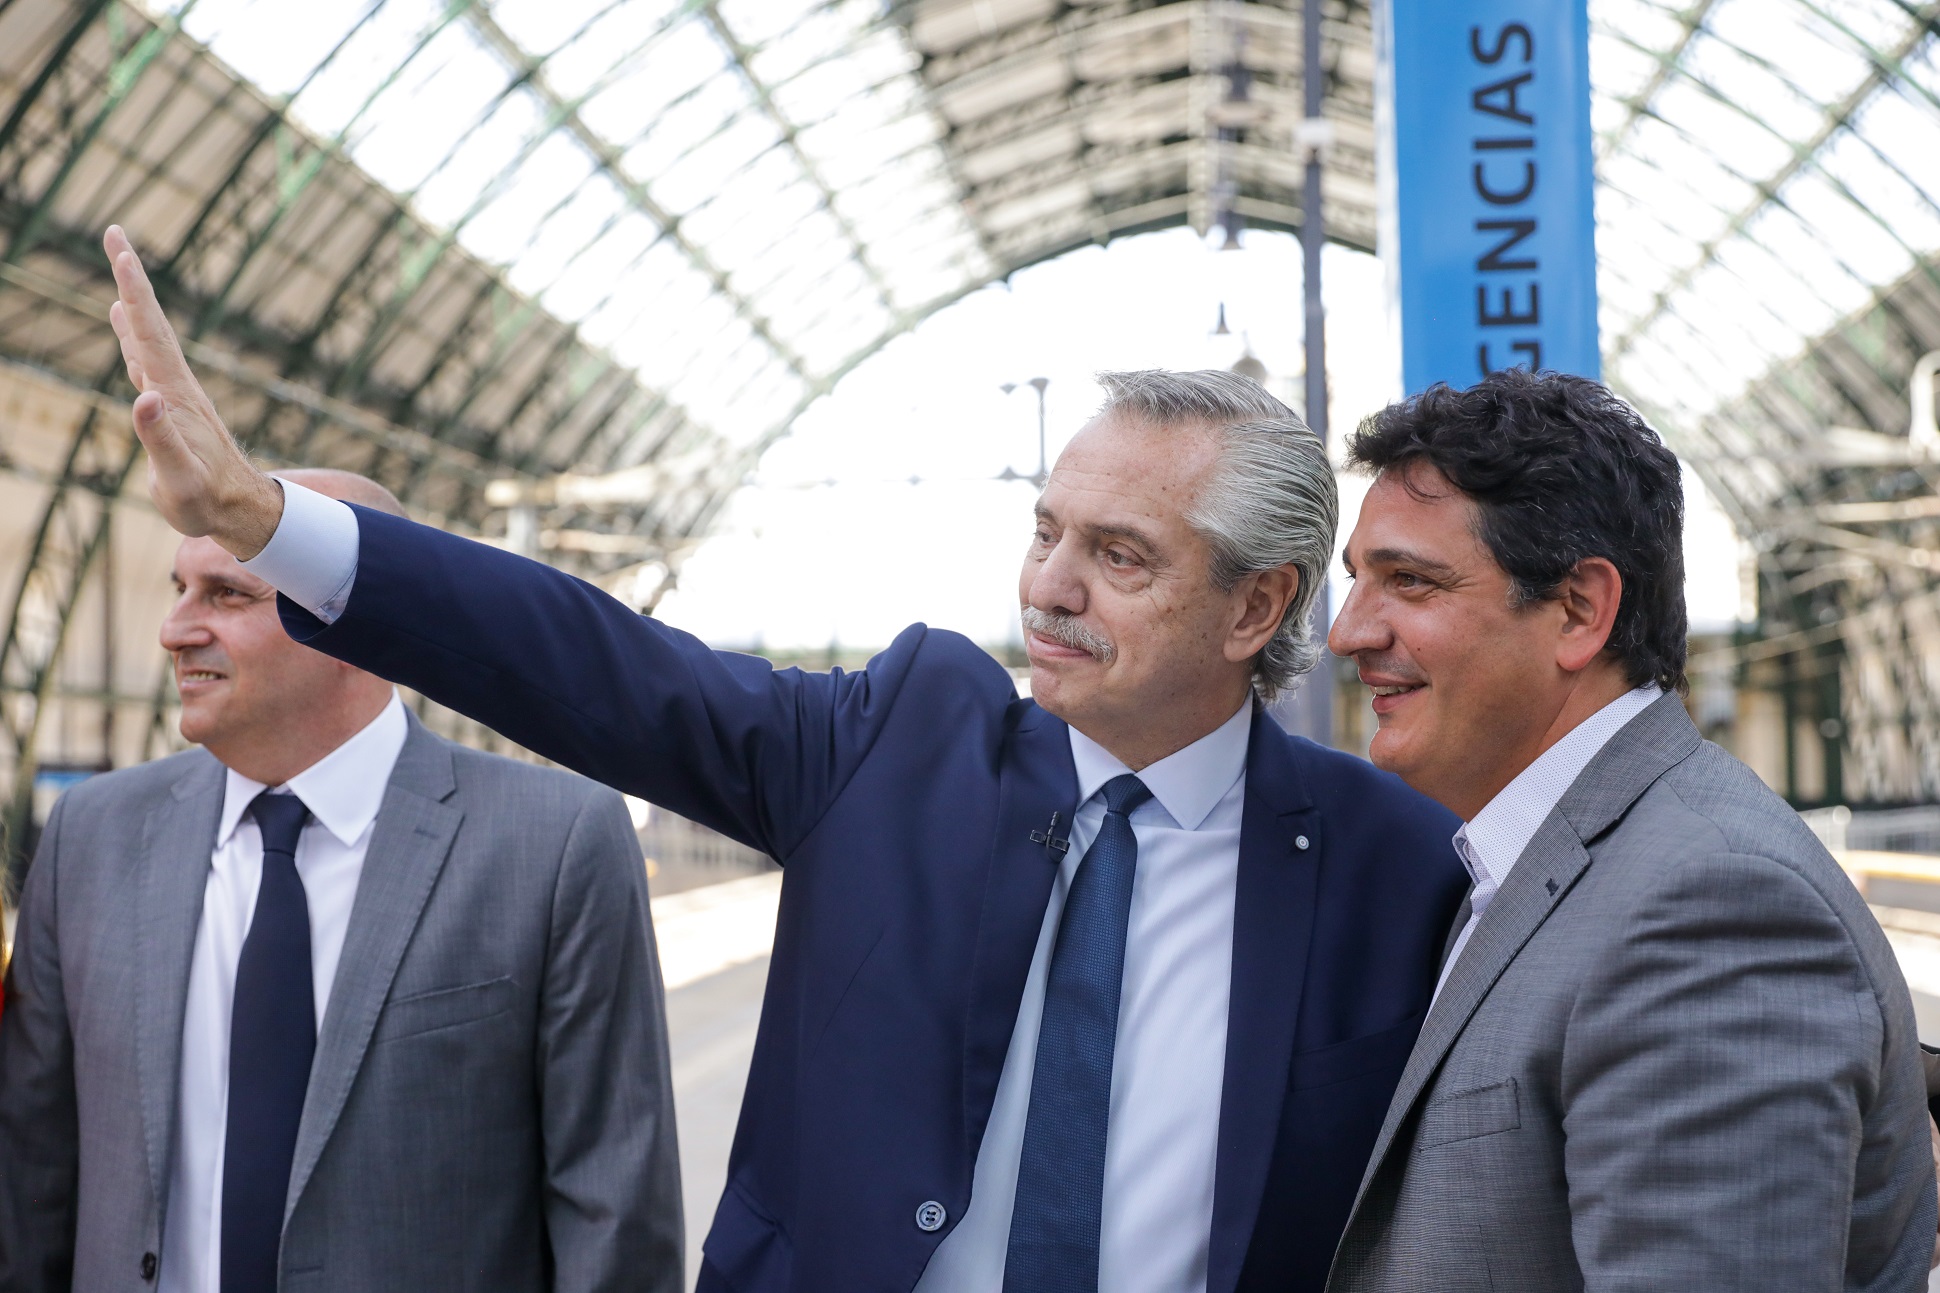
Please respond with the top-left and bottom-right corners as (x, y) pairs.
(1348, 369), (1687, 694)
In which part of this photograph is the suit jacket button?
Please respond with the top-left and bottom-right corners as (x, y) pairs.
(1294, 834), (1311, 850)
(141, 1253), (158, 1281)
(916, 1200), (947, 1232)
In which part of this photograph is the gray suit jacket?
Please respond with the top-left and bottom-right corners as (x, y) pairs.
(0, 715), (682, 1292)
(1328, 694), (1937, 1293)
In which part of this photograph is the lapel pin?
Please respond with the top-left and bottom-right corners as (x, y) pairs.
(1545, 877), (1559, 896)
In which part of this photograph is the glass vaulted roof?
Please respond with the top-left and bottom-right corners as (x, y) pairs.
(118, 0), (1939, 489)
(0, 0), (1378, 806)
(122, 0), (1379, 468)
(179, 0), (994, 447)
(2, 0), (1931, 509)
(1592, 0), (1940, 439)
(4, 0), (1940, 805)
(1588, 0), (1940, 803)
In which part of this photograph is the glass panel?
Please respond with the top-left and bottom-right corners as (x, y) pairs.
(413, 89), (547, 231)
(1593, 0), (1934, 436)
(1590, 29), (1663, 108)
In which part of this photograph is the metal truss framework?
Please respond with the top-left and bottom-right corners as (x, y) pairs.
(0, 0), (1376, 858)
(1591, 0), (1940, 802)
(3, 0), (1940, 855)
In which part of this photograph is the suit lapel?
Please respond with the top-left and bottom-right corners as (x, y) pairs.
(960, 700), (1079, 1163)
(1344, 693), (1705, 1220)
(1207, 715), (1317, 1293)
(135, 755), (226, 1220)
(285, 718), (460, 1221)
(1356, 815), (1592, 1188)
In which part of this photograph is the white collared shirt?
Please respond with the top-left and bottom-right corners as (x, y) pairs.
(1431, 685), (1664, 1005)
(917, 702), (1251, 1293)
(159, 694), (408, 1293)
(240, 479), (361, 624)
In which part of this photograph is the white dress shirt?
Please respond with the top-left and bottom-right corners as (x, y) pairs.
(917, 702), (1249, 1293)
(1431, 685), (1664, 1005)
(240, 478), (361, 624)
(159, 694), (408, 1293)
(243, 476), (1251, 1289)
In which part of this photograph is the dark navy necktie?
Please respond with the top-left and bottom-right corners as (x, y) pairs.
(1005, 772), (1153, 1293)
(222, 792), (314, 1293)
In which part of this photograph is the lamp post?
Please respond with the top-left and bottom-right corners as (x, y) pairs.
(1292, 0), (1336, 748)
(1001, 377), (1051, 487)
(1299, 0), (1329, 453)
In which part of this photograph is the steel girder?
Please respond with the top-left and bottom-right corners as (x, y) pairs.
(1647, 261), (1940, 803)
(905, 0), (1378, 259)
(0, 0), (740, 866)
(2, 0), (1930, 858)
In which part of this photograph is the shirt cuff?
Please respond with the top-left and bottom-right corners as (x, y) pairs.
(238, 478), (360, 624)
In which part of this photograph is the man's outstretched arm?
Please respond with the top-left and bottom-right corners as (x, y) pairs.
(104, 226), (936, 855)
(281, 501), (934, 852)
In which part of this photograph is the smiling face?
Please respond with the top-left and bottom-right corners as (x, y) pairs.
(1329, 464), (1585, 818)
(1018, 412), (1278, 769)
(160, 534), (389, 783)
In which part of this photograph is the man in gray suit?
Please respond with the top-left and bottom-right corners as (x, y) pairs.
(1325, 370), (1936, 1291)
(0, 470), (682, 1292)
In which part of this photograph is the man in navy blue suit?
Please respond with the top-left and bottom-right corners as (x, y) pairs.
(104, 224), (1465, 1293)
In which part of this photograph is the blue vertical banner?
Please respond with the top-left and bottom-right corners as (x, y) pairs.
(1379, 0), (1600, 394)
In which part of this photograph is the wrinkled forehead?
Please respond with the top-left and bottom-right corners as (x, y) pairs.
(171, 533), (261, 588)
(1047, 413), (1223, 511)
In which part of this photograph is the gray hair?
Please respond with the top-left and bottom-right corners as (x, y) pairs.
(1094, 369), (1338, 701)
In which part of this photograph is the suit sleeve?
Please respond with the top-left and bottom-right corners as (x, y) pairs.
(1559, 851), (1912, 1291)
(0, 797), (80, 1290)
(279, 505), (924, 857)
(537, 789), (684, 1293)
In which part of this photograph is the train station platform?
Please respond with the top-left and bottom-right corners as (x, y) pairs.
(652, 853), (1940, 1288)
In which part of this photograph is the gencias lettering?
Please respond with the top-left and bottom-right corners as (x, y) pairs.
(1470, 22), (1542, 376)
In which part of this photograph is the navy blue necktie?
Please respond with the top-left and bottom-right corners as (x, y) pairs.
(222, 792), (314, 1293)
(1006, 773), (1154, 1292)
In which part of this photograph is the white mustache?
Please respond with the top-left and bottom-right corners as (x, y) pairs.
(1020, 607), (1116, 663)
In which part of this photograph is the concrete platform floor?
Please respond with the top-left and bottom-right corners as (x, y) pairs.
(652, 877), (1940, 1290)
(666, 955), (768, 1288)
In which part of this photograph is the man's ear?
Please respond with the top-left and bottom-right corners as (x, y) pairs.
(1225, 565), (1300, 664)
(1555, 557), (1622, 674)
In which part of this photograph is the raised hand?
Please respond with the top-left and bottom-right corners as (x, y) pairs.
(105, 225), (283, 558)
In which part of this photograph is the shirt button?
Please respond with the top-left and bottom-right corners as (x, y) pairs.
(1294, 834), (1311, 851)
(915, 1200), (947, 1232)
(141, 1253), (158, 1281)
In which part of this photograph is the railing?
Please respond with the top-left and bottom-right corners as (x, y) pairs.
(636, 804), (775, 896)
(1802, 805), (1940, 856)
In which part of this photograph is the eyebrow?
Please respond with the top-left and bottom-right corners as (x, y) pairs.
(1093, 522), (1160, 550)
(1036, 507), (1162, 554)
(1362, 546), (1462, 582)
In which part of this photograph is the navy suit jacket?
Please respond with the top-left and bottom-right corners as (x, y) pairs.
(281, 507), (1467, 1293)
